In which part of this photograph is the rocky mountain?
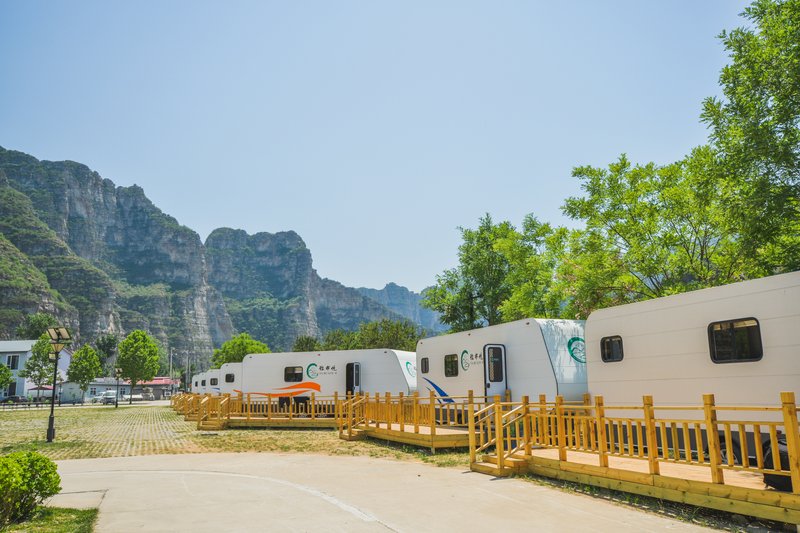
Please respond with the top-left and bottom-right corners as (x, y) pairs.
(357, 283), (445, 333)
(0, 146), (435, 364)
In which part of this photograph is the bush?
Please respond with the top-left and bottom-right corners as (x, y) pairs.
(0, 451), (61, 526)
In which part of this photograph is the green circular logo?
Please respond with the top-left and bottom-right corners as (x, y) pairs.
(307, 363), (318, 379)
(461, 350), (470, 371)
(567, 337), (586, 364)
(406, 361), (416, 377)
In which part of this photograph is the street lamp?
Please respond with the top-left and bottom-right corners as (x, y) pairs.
(115, 367), (122, 408)
(46, 327), (71, 443)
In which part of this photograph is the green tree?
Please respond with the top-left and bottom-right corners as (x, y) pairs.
(18, 335), (53, 399)
(494, 216), (570, 320)
(93, 333), (118, 374)
(0, 364), (12, 393)
(292, 335), (321, 352)
(15, 313), (57, 340)
(423, 214), (516, 331)
(701, 0), (800, 270)
(320, 329), (360, 351)
(67, 345), (102, 398)
(355, 319), (424, 351)
(117, 330), (160, 404)
(211, 333), (269, 368)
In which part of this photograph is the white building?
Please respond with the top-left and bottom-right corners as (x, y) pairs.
(1, 340), (71, 400)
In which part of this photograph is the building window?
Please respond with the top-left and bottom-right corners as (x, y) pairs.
(90, 388), (97, 396)
(486, 346), (504, 382)
(7, 382), (17, 396)
(284, 366), (303, 382)
(225, 373), (235, 383)
(420, 357), (429, 374)
(708, 318), (763, 363)
(601, 336), (624, 362)
(7, 355), (19, 370)
(444, 354), (458, 377)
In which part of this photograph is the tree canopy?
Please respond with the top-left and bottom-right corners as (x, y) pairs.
(211, 333), (269, 368)
(0, 364), (12, 392)
(117, 330), (160, 404)
(292, 335), (321, 352)
(18, 335), (54, 398)
(317, 319), (425, 351)
(15, 313), (57, 340)
(67, 345), (102, 394)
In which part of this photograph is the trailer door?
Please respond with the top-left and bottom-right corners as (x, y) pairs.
(484, 345), (507, 399)
(346, 362), (361, 396)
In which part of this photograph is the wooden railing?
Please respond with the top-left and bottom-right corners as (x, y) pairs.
(337, 394), (367, 439)
(469, 391), (800, 494)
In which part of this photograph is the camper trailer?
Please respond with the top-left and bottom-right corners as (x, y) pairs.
(191, 372), (205, 394)
(205, 368), (222, 395)
(240, 349), (416, 399)
(585, 271), (800, 409)
(218, 362), (242, 395)
(415, 318), (587, 402)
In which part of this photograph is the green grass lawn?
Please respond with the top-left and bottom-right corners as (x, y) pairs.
(4, 507), (97, 533)
(0, 404), (469, 467)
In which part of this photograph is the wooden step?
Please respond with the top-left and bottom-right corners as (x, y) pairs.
(339, 429), (366, 441)
(471, 461), (508, 477)
(480, 454), (528, 474)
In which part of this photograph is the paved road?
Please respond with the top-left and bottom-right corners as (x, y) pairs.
(53, 453), (710, 532)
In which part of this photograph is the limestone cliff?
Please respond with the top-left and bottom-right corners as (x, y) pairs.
(357, 283), (445, 333)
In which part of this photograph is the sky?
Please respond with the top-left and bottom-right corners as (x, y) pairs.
(0, 1), (750, 292)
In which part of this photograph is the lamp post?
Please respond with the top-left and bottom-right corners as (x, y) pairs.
(115, 367), (122, 408)
(46, 327), (71, 443)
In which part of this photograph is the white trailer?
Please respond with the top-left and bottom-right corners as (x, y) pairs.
(191, 372), (205, 393)
(240, 349), (416, 399)
(218, 362), (242, 395)
(205, 368), (222, 395)
(585, 271), (800, 409)
(415, 318), (587, 402)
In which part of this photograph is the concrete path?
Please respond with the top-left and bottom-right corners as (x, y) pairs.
(54, 453), (711, 532)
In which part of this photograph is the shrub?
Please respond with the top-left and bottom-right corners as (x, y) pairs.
(0, 451), (61, 526)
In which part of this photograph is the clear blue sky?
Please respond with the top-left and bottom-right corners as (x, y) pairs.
(0, 1), (749, 292)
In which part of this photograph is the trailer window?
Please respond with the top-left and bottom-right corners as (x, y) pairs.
(420, 357), (429, 374)
(444, 354), (458, 377)
(486, 346), (504, 382)
(210, 378), (218, 386)
(225, 373), (235, 383)
(194, 381), (198, 387)
(201, 380), (206, 386)
(600, 336), (624, 362)
(708, 318), (762, 363)
(284, 366), (303, 382)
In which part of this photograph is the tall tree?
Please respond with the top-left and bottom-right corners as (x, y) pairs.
(67, 345), (102, 399)
(211, 333), (269, 368)
(18, 335), (53, 399)
(355, 319), (424, 352)
(117, 330), (160, 404)
(93, 334), (118, 374)
(701, 0), (800, 271)
(423, 214), (516, 331)
(15, 313), (57, 340)
(320, 329), (360, 351)
(292, 335), (321, 352)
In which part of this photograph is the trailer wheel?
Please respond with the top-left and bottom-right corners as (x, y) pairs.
(763, 438), (792, 492)
(704, 440), (742, 466)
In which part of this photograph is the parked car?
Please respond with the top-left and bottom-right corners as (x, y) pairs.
(99, 391), (118, 405)
(1, 395), (28, 404)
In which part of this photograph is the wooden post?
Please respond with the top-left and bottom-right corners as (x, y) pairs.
(505, 389), (511, 402)
(267, 394), (272, 420)
(539, 394), (548, 446)
(468, 391), (476, 465)
(467, 390), (474, 430)
(399, 392), (405, 431)
(413, 391), (419, 434)
(310, 392), (315, 420)
(522, 395), (531, 457)
(347, 391), (354, 439)
(494, 395), (504, 470)
(246, 393), (251, 422)
(429, 390), (436, 437)
(583, 392), (591, 405)
(385, 392), (392, 430)
(780, 391), (800, 494)
(595, 396), (609, 467)
(703, 394), (724, 484)
(556, 395), (567, 462)
(643, 395), (660, 475)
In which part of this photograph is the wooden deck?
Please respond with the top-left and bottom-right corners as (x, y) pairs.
(356, 422), (471, 450)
